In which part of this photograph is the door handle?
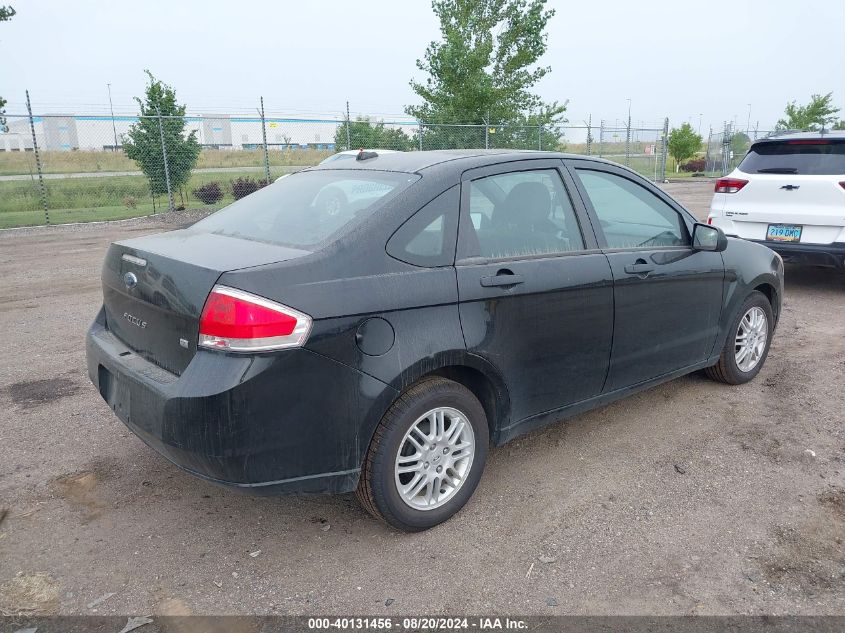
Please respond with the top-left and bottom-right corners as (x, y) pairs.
(624, 259), (655, 276)
(480, 270), (525, 287)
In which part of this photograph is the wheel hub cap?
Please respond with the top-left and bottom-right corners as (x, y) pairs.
(735, 306), (768, 372)
(394, 406), (475, 511)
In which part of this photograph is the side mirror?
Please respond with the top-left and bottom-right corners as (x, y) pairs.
(692, 223), (728, 252)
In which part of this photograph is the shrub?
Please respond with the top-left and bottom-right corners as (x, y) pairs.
(679, 159), (706, 172)
(123, 195), (137, 209)
(192, 181), (224, 205)
(230, 177), (269, 200)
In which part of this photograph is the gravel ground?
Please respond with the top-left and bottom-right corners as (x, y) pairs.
(0, 181), (842, 616)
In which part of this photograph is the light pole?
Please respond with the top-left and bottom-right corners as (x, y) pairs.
(746, 103), (752, 137)
(698, 113), (703, 136)
(107, 83), (118, 151)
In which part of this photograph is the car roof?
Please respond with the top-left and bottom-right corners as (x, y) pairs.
(755, 130), (845, 143)
(334, 149), (400, 156)
(307, 149), (616, 173)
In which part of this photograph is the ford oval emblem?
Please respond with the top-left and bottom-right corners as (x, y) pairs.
(124, 272), (138, 290)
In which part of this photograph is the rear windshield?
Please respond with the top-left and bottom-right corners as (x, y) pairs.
(192, 170), (418, 248)
(738, 140), (845, 175)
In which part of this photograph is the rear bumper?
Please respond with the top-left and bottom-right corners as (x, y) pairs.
(86, 309), (397, 494)
(747, 239), (845, 268)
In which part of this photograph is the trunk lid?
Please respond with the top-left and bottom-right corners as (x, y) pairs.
(722, 173), (845, 243)
(101, 230), (310, 375)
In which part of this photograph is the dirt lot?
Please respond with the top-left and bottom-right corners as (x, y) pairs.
(0, 181), (843, 616)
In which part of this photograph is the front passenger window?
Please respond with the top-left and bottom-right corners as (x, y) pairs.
(575, 170), (689, 249)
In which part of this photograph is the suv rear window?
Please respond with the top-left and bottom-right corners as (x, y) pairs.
(192, 170), (419, 248)
(738, 140), (845, 175)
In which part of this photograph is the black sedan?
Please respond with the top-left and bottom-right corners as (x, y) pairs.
(86, 150), (783, 531)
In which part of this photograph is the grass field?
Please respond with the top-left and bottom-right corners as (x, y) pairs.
(0, 168), (291, 229)
(0, 147), (333, 176)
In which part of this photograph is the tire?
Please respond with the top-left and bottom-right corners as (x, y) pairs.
(705, 290), (774, 385)
(356, 377), (489, 532)
(315, 186), (347, 216)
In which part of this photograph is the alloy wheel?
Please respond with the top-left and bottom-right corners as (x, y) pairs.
(735, 306), (768, 372)
(394, 407), (475, 511)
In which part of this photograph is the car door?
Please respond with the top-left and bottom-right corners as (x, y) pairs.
(567, 161), (725, 391)
(455, 160), (614, 426)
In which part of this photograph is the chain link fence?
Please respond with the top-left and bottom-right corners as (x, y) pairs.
(698, 123), (776, 178)
(3, 104), (759, 229)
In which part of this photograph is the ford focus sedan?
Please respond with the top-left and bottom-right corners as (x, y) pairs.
(86, 150), (783, 531)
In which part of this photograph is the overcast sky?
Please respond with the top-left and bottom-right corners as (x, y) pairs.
(3, 0), (844, 135)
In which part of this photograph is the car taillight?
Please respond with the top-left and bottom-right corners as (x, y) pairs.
(198, 285), (312, 352)
(714, 178), (748, 194)
(707, 217), (713, 225)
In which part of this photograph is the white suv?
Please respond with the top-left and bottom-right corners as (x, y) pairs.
(708, 131), (845, 268)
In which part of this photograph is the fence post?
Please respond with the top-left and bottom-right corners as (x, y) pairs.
(722, 122), (731, 175)
(25, 91), (50, 224)
(538, 124), (543, 151)
(586, 115), (592, 156)
(418, 122), (423, 151)
(346, 101), (352, 150)
(660, 117), (669, 182)
(259, 96), (271, 184)
(704, 125), (713, 174)
(625, 114), (632, 167)
(154, 104), (174, 212)
(484, 112), (489, 149)
(598, 120), (604, 158)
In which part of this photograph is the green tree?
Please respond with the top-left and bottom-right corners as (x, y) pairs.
(731, 131), (750, 158)
(334, 117), (414, 151)
(833, 120), (845, 130)
(668, 123), (703, 172)
(775, 93), (840, 131)
(0, 5), (15, 132)
(406, 0), (566, 148)
(122, 71), (201, 200)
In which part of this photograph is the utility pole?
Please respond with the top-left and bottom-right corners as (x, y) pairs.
(107, 83), (119, 151)
(746, 103), (752, 137)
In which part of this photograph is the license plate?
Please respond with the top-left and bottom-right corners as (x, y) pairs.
(766, 224), (802, 242)
(98, 365), (131, 421)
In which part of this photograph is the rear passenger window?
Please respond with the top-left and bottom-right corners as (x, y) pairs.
(387, 186), (459, 267)
(575, 170), (689, 249)
(462, 170), (584, 259)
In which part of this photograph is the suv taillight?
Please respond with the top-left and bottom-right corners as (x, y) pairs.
(198, 285), (312, 352)
(714, 178), (748, 194)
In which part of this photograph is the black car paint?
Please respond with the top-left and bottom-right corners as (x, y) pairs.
(565, 162), (727, 390)
(86, 151), (784, 494)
